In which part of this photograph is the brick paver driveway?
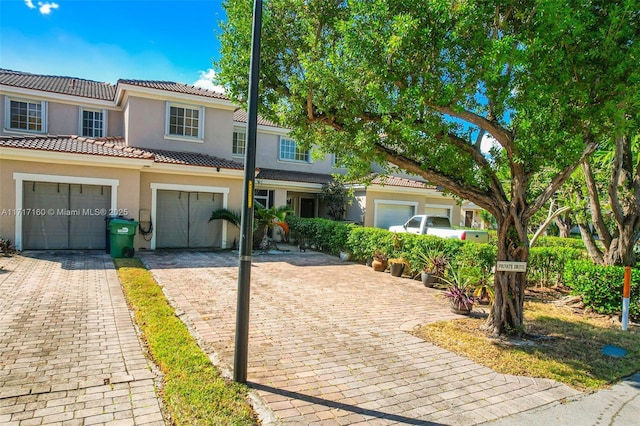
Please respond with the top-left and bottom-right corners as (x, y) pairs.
(141, 249), (579, 425)
(0, 252), (164, 425)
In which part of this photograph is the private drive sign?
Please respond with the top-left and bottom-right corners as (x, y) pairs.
(496, 261), (528, 272)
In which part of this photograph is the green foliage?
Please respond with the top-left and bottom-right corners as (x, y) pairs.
(0, 238), (16, 256)
(564, 261), (640, 319)
(319, 181), (347, 221)
(286, 216), (355, 255)
(534, 236), (586, 250)
(528, 247), (588, 287)
(209, 208), (241, 227)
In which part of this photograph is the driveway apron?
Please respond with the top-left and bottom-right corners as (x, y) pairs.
(0, 252), (164, 425)
(140, 250), (580, 425)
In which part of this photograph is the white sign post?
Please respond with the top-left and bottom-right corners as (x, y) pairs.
(495, 261), (528, 272)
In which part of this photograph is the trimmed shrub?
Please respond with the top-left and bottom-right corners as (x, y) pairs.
(528, 247), (587, 287)
(286, 216), (355, 255)
(564, 261), (640, 319)
(534, 235), (585, 250)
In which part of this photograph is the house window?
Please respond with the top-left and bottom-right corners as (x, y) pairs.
(255, 189), (274, 209)
(233, 127), (246, 156)
(6, 98), (47, 133)
(166, 102), (203, 140)
(80, 108), (106, 137)
(279, 137), (309, 162)
(333, 153), (345, 168)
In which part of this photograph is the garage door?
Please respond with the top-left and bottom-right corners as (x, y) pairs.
(424, 206), (451, 219)
(22, 181), (111, 249)
(156, 190), (223, 248)
(375, 203), (416, 229)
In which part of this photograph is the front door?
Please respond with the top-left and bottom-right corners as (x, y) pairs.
(300, 198), (315, 218)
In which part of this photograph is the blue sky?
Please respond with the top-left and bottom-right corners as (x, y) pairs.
(0, 0), (227, 90)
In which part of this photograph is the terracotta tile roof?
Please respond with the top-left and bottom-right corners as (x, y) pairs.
(233, 109), (280, 128)
(0, 135), (152, 159)
(369, 174), (438, 190)
(256, 168), (333, 184)
(118, 79), (228, 100)
(0, 135), (245, 171)
(141, 148), (244, 170)
(0, 69), (116, 100)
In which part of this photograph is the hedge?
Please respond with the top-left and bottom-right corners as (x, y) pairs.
(564, 260), (640, 319)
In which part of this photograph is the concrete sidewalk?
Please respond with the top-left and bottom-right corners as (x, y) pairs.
(140, 249), (581, 425)
(0, 252), (164, 426)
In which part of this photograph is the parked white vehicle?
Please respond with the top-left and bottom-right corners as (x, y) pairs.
(389, 215), (489, 243)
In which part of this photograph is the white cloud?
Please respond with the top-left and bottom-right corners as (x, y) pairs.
(38, 2), (59, 15)
(193, 69), (226, 94)
(24, 0), (36, 9)
(480, 133), (501, 155)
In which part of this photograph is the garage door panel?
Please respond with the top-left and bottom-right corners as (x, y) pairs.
(424, 206), (451, 218)
(188, 192), (222, 248)
(156, 190), (189, 248)
(375, 204), (416, 230)
(69, 184), (111, 249)
(23, 182), (69, 249)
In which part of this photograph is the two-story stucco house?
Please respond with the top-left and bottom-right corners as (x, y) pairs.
(0, 69), (483, 252)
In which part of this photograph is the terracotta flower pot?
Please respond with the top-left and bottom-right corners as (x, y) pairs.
(371, 258), (387, 272)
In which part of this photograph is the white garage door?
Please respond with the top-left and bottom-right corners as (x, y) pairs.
(22, 181), (111, 249)
(375, 203), (416, 230)
(424, 206), (451, 219)
(156, 190), (223, 248)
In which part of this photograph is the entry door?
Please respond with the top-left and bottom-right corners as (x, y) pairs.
(156, 190), (223, 248)
(300, 198), (315, 218)
(22, 182), (111, 249)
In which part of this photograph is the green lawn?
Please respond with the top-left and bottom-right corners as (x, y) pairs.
(414, 301), (640, 391)
(114, 258), (257, 425)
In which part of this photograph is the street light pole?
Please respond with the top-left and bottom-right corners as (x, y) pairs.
(234, 0), (263, 384)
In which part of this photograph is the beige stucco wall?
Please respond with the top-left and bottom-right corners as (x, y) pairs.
(1, 94), (122, 138)
(248, 129), (340, 175)
(124, 96), (234, 158)
(0, 158), (141, 248)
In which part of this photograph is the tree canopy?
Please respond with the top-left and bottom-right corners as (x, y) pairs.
(216, 0), (639, 335)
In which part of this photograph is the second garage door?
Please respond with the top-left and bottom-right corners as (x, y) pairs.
(375, 203), (416, 230)
(156, 190), (223, 248)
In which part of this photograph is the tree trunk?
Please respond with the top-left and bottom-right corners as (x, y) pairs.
(604, 229), (637, 266)
(578, 224), (604, 265)
(554, 214), (572, 238)
(484, 212), (530, 336)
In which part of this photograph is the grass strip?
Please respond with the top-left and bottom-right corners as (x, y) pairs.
(414, 301), (640, 391)
(114, 258), (256, 425)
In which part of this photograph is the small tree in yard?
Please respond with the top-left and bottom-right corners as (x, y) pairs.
(319, 181), (347, 221)
(216, 0), (636, 335)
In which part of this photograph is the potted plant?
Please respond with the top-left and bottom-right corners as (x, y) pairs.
(472, 268), (495, 305)
(371, 250), (388, 272)
(388, 256), (410, 277)
(442, 265), (475, 314)
(416, 249), (449, 287)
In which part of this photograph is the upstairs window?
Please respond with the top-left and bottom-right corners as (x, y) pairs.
(6, 98), (47, 133)
(80, 108), (106, 137)
(333, 153), (345, 168)
(233, 127), (246, 156)
(166, 102), (203, 141)
(279, 137), (310, 163)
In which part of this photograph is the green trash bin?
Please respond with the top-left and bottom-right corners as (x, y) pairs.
(109, 218), (138, 258)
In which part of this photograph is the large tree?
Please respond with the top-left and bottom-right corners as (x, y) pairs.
(216, 0), (636, 335)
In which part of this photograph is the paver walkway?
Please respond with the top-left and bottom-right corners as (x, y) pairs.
(140, 249), (580, 425)
(0, 252), (164, 426)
